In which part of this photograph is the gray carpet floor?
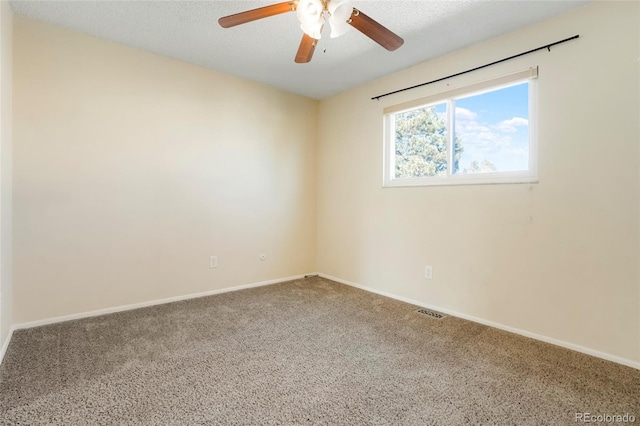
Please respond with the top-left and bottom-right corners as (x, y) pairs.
(0, 276), (638, 425)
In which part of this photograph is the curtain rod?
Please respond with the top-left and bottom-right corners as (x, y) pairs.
(371, 34), (580, 101)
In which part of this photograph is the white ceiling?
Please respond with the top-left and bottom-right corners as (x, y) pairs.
(10, 0), (588, 99)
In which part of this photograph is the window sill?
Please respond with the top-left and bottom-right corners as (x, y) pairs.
(383, 174), (538, 188)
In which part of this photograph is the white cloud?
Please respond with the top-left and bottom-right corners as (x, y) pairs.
(454, 118), (504, 148)
(504, 117), (529, 126)
(494, 117), (528, 133)
(455, 107), (478, 121)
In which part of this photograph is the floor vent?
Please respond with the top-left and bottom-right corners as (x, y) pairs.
(416, 308), (446, 319)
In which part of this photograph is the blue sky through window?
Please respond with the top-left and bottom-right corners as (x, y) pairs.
(454, 82), (529, 173)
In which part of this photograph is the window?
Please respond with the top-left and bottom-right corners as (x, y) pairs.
(383, 68), (538, 187)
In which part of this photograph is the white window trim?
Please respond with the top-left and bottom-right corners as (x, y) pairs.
(383, 68), (539, 188)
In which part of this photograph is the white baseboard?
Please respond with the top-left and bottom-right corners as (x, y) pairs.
(0, 326), (15, 366)
(12, 274), (310, 331)
(4, 272), (638, 371)
(319, 273), (640, 370)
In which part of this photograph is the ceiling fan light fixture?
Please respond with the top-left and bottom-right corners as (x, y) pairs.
(297, 0), (325, 39)
(300, 20), (324, 39)
(328, 1), (353, 38)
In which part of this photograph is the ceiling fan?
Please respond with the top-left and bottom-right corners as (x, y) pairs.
(218, 0), (404, 63)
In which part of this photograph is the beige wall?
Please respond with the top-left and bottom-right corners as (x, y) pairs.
(317, 1), (640, 363)
(0, 1), (13, 349)
(13, 18), (317, 323)
(9, 2), (640, 366)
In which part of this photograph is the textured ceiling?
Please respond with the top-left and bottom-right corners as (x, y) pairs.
(10, 0), (588, 99)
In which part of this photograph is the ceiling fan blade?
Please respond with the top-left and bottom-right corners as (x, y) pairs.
(348, 8), (404, 51)
(219, 1), (296, 28)
(295, 34), (318, 63)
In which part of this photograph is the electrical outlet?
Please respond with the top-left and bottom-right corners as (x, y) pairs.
(425, 265), (433, 280)
(210, 256), (218, 268)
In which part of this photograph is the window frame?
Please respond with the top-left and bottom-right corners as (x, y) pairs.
(383, 68), (539, 188)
